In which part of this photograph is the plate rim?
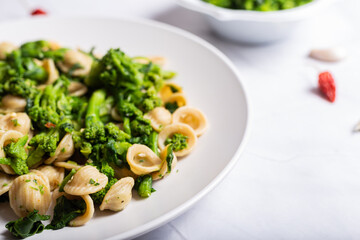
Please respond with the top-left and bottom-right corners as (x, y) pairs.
(0, 16), (252, 240)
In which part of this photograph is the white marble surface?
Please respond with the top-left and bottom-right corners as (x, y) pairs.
(1, 0), (360, 239)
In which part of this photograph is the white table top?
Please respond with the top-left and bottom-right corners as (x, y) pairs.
(1, 0), (360, 239)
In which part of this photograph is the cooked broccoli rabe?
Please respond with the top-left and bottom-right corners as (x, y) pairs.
(26, 77), (72, 129)
(165, 133), (188, 152)
(91, 178), (118, 205)
(6, 210), (50, 239)
(135, 175), (155, 198)
(46, 196), (85, 230)
(27, 118), (74, 167)
(203, 0), (313, 11)
(0, 135), (29, 175)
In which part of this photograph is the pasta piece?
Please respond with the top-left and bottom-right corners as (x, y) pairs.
(0, 42), (17, 60)
(44, 133), (75, 164)
(30, 170), (50, 190)
(152, 145), (177, 180)
(111, 107), (122, 121)
(48, 41), (61, 50)
(68, 81), (88, 97)
(1, 95), (26, 112)
(57, 50), (93, 76)
(37, 166), (64, 191)
(114, 166), (138, 180)
(158, 123), (197, 157)
(99, 177), (134, 211)
(0, 112), (31, 135)
(144, 107), (172, 132)
(54, 161), (82, 170)
(163, 93), (187, 109)
(0, 172), (14, 196)
(42, 58), (59, 85)
(172, 106), (208, 137)
(126, 144), (163, 175)
(63, 166), (108, 196)
(133, 56), (166, 66)
(0, 130), (24, 174)
(159, 82), (183, 102)
(69, 195), (94, 227)
(9, 171), (51, 217)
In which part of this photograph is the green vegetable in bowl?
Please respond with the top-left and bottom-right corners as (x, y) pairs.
(203, 0), (313, 11)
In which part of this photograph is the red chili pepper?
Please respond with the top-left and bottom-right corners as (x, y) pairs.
(31, 9), (47, 16)
(318, 71), (336, 102)
(45, 122), (56, 129)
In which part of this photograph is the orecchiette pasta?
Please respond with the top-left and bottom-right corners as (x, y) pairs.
(42, 58), (59, 85)
(64, 166), (108, 196)
(0, 172), (14, 196)
(152, 145), (177, 181)
(163, 93), (187, 109)
(99, 177), (134, 211)
(69, 195), (94, 227)
(68, 81), (88, 97)
(158, 123), (197, 157)
(111, 107), (122, 121)
(0, 130), (24, 174)
(134, 56), (166, 66)
(0, 42), (17, 60)
(44, 133), (75, 164)
(172, 106), (208, 137)
(114, 166), (138, 180)
(126, 144), (163, 175)
(9, 171), (51, 217)
(159, 82), (182, 102)
(144, 107), (172, 132)
(0, 112), (31, 135)
(58, 50), (93, 76)
(54, 161), (82, 170)
(37, 166), (64, 191)
(1, 95), (26, 112)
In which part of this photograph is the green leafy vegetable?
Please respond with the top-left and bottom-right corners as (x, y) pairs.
(6, 210), (50, 239)
(46, 196), (86, 230)
(164, 133), (188, 152)
(134, 175), (154, 198)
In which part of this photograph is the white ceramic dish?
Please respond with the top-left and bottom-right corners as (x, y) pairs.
(0, 17), (250, 239)
(177, 0), (337, 44)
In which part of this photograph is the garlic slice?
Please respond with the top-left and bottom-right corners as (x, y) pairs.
(309, 47), (347, 62)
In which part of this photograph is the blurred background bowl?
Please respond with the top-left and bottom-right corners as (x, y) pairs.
(177, 0), (337, 44)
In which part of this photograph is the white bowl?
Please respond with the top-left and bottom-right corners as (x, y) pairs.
(177, 0), (337, 44)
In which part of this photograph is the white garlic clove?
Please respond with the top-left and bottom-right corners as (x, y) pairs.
(309, 47), (347, 62)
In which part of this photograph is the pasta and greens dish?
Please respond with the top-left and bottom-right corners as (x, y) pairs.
(0, 40), (208, 238)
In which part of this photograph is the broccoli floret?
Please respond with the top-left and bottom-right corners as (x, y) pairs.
(82, 89), (107, 143)
(102, 139), (131, 168)
(105, 122), (130, 141)
(0, 135), (29, 175)
(134, 175), (155, 198)
(27, 118), (74, 167)
(26, 77), (71, 129)
(22, 58), (48, 82)
(85, 49), (143, 89)
(91, 178), (118, 205)
(130, 117), (152, 137)
(3, 77), (38, 98)
(165, 133), (188, 152)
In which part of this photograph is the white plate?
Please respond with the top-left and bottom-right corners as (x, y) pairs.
(0, 17), (250, 239)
